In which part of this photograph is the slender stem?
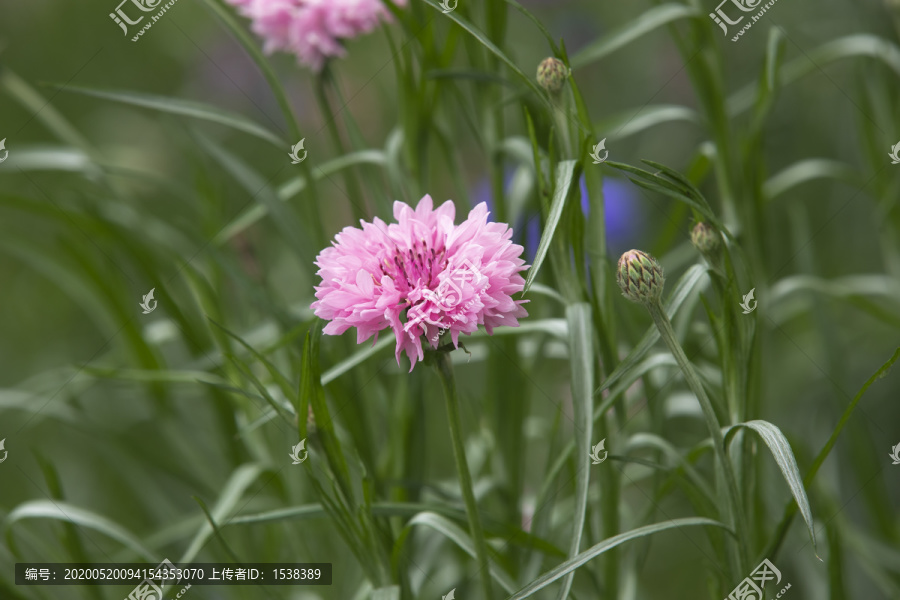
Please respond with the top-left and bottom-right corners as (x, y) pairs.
(646, 300), (748, 574)
(314, 69), (366, 222)
(433, 352), (493, 600)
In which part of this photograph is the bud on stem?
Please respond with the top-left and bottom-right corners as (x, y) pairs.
(537, 57), (569, 94)
(617, 249), (665, 304)
(691, 222), (721, 256)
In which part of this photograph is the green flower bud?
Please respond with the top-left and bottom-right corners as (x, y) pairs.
(690, 222), (721, 256)
(617, 249), (665, 304)
(536, 57), (569, 94)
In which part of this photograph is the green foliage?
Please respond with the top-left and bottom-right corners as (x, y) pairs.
(2, 1), (899, 599)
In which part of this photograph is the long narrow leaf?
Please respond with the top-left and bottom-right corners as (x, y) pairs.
(508, 518), (729, 599)
(60, 85), (284, 147)
(525, 160), (577, 293)
(571, 4), (700, 69)
(725, 421), (816, 552)
(4, 501), (156, 561)
(402, 512), (517, 593)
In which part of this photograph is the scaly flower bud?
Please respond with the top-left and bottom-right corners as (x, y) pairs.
(617, 249), (665, 304)
(536, 57), (569, 94)
(690, 222), (721, 256)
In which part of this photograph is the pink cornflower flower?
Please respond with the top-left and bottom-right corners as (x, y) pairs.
(312, 196), (529, 371)
(225, 0), (405, 72)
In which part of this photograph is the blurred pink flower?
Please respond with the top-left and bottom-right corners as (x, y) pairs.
(226, 0), (404, 71)
(312, 196), (529, 371)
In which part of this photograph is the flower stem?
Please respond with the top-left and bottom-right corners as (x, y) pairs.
(646, 300), (748, 574)
(433, 352), (493, 600)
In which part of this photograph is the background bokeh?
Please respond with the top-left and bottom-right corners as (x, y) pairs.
(1, 0), (900, 599)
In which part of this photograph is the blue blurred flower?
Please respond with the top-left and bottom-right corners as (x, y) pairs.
(471, 170), (639, 263)
(579, 174), (638, 252)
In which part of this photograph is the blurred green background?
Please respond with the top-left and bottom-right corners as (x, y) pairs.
(2, 0), (900, 599)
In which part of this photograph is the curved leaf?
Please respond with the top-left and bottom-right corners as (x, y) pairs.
(729, 34), (900, 116)
(724, 420), (816, 552)
(507, 518), (729, 599)
(420, 0), (549, 107)
(572, 5), (700, 69)
(0, 147), (96, 174)
(402, 512), (517, 593)
(599, 105), (698, 141)
(504, 0), (560, 55)
(4, 500), (156, 561)
(59, 85), (284, 147)
(200, 0), (301, 140)
(764, 159), (859, 200)
(525, 160), (577, 293)
(765, 347), (900, 559)
(557, 303), (594, 600)
(178, 464), (263, 564)
(215, 150), (388, 243)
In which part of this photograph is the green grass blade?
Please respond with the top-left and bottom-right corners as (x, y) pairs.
(4, 500), (156, 561)
(725, 420), (817, 553)
(200, 0), (301, 141)
(571, 4), (700, 69)
(525, 159), (577, 293)
(59, 85), (284, 147)
(763, 159), (859, 200)
(598, 105), (698, 141)
(421, 0), (549, 106)
(728, 34), (900, 116)
(401, 512), (517, 593)
(0, 69), (99, 158)
(556, 303), (594, 600)
(504, 0), (559, 55)
(0, 147), (97, 175)
(209, 318), (295, 401)
(192, 130), (312, 260)
(215, 150), (388, 244)
(765, 347), (900, 559)
(179, 464), (263, 564)
(299, 332), (353, 501)
(507, 518), (729, 599)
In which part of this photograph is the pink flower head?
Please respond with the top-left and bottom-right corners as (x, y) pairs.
(312, 195), (529, 371)
(225, 0), (405, 72)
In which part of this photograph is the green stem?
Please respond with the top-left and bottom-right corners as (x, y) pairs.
(314, 70), (366, 222)
(646, 300), (748, 575)
(433, 352), (493, 600)
(549, 94), (574, 159)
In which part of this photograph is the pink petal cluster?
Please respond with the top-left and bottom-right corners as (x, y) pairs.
(225, 0), (405, 71)
(312, 196), (529, 371)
